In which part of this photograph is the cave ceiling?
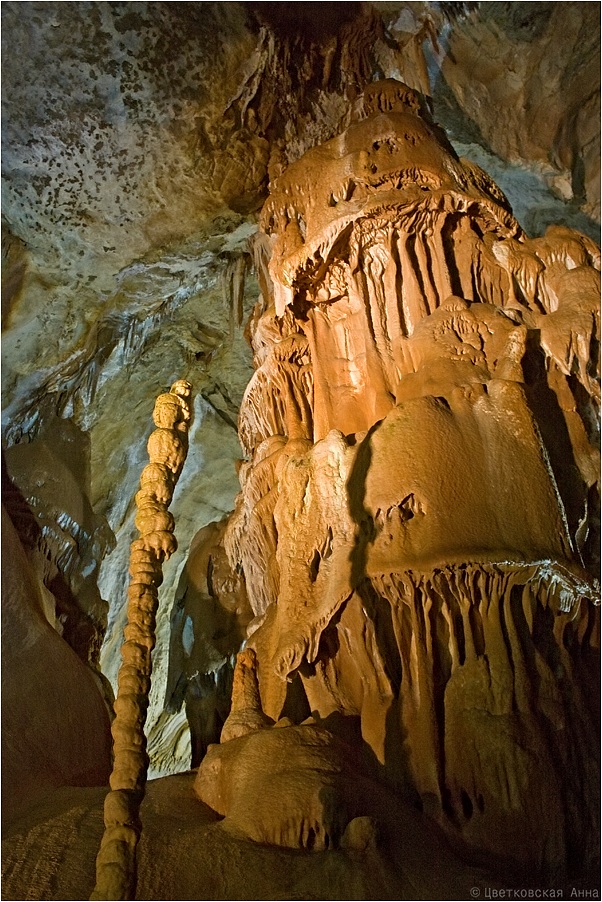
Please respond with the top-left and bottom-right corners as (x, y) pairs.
(1, 0), (600, 774)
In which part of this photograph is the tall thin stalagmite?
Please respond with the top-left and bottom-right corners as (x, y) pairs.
(91, 380), (192, 901)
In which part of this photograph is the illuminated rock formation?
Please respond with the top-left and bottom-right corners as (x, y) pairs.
(195, 80), (600, 882)
(92, 381), (192, 901)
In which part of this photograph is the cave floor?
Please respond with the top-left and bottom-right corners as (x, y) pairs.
(2, 772), (598, 901)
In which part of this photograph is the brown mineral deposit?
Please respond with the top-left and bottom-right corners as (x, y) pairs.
(205, 79), (600, 878)
(91, 381), (192, 901)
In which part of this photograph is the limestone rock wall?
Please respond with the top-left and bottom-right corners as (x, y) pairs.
(440, 2), (601, 220)
(1, 507), (112, 825)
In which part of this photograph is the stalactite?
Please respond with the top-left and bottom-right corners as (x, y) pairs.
(221, 253), (248, 340)
(91, 380), (192, 902)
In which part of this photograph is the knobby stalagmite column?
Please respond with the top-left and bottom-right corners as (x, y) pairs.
(91, 380), (192, 902)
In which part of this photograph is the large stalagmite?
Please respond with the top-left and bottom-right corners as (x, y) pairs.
(194, 80), (600, 881)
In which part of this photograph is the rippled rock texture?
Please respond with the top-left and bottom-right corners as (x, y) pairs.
(192, 76), (599, 885)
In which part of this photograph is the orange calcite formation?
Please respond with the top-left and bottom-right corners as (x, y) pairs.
(92, 380), (192, 901)
(194, 80), (599, 882)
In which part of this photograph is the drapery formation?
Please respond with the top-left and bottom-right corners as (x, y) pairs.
(193, 80), (599, 880)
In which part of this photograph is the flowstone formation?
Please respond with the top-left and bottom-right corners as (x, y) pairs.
(194, 80), (600, 882)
